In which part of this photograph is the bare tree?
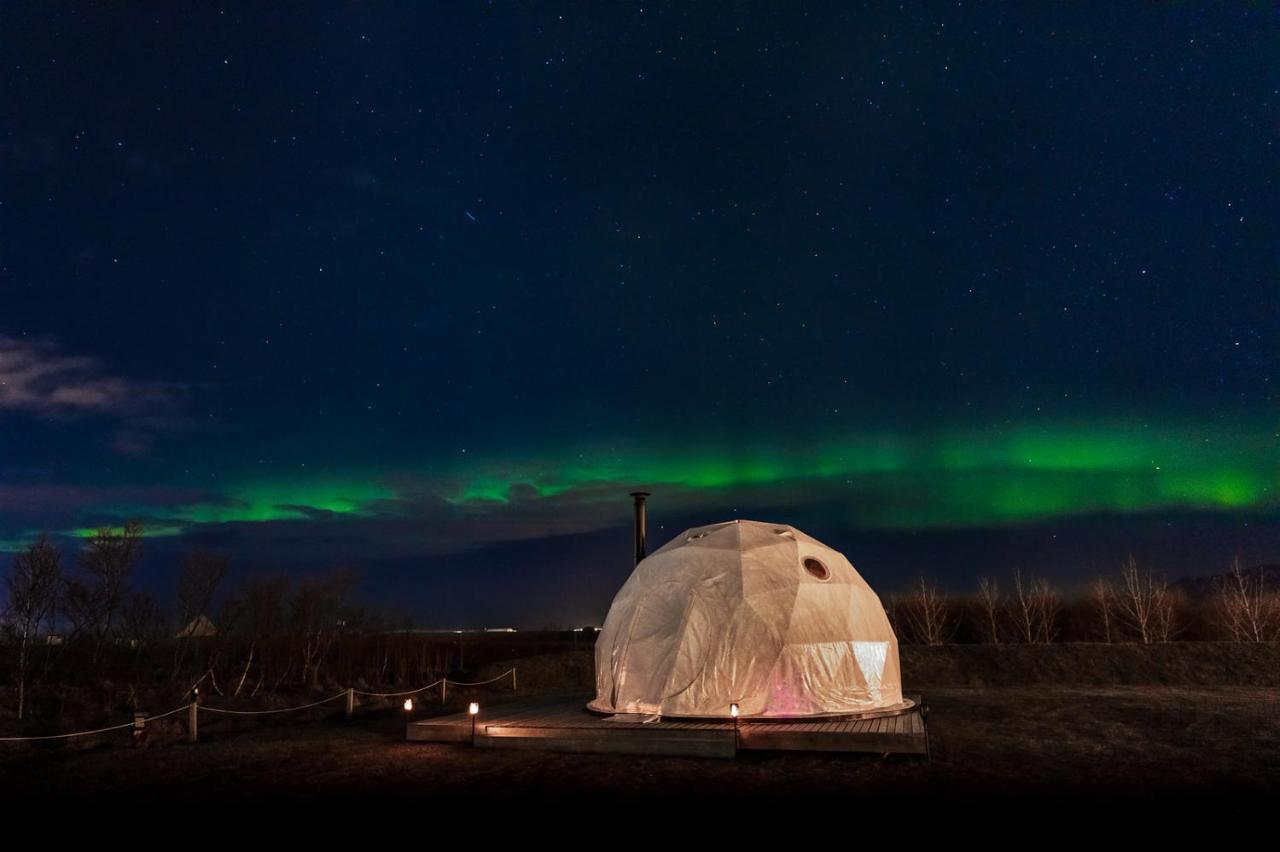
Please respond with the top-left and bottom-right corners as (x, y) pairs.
(885, 594), (902, 637)
(3, 536), (62, 720)
(1151, 579), (1182, 643)
(1007, 570), (1059, 644)
(65, 520), (143, 663)
(1214, 558), (1280, 642)
(1114, 555), (1164, 643)
(291, 570), (357, 687)
(222, 570), (290, 695)
(1088, 577), (1114, 643)
(1011, 568), (1038, 643)
(900, 575), (952, 645)
(976, 576), (1002, 644)
(121, 590), (166, 672)
(172, 550), (228, 678)
(1030, 577), (1061, 644)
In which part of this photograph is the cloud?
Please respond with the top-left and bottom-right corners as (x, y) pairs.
(109, 428), (155, 458)
(0, 335), (184, 456)
(0, 335), (175, 418)
(0, 483), (238, 532)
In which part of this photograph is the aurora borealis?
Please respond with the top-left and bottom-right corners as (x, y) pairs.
(2, 5), (1276, 624)
(10, 418), (1275, 574)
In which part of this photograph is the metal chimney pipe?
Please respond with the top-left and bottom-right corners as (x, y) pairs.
(629, 491), (650, 565)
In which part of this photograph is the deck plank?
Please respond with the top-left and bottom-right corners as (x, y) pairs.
(408, 694), (928, 757)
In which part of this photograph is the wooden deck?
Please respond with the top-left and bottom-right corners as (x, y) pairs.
(407, 694), (928, 759)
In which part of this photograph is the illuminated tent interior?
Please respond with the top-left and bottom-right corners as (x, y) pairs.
(590, 519), (909, 719)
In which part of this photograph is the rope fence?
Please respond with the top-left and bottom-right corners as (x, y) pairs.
(0, 667), (518, 744)
(352, 679), (442, 698)
(0, 703), (190, 743)
(198, 691), (349, 716)
(444, 669), (517, 687)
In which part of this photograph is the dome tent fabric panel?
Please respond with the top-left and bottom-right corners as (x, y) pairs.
(591, 519), (905, 719)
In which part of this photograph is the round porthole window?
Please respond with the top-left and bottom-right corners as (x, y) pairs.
(803, 557), (829, 580)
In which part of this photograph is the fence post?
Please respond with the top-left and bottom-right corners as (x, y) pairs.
(512, 668), (518, 693)
(345, 687), (354, 720)
(187, 701), (198, 743)
(442, 679), (447, 704)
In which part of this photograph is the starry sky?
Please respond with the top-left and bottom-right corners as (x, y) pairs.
(2, 4), (1276, 625)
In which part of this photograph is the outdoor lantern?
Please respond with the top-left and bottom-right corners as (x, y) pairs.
(468, 701), (480, 745)
(730, 703), (740, 718)
(403, 698), (414, 712)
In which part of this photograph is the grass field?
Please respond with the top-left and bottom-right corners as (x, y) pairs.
(3, 681), (1276, 816)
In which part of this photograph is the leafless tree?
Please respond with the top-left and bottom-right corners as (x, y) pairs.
(291, 570), (357, 687)
(3, 536), (62, 720)
(1008, 569), (1059, 644)
(1030, 577), (1061, 644)
(224, 574), (288, 696)
(1151, 580), (1182, 643)
(885, 594), (902, 636)
(976, 576), (1002, 644)
(1115, 555), (1152, 642)
(900, 575), (952, 645)
(121, 590), (166, 662)
(1088, 577), (1114, 643)
(172, 550), (228, 678)
(1215, 558), (1280, 642)
(65, 520), (143, 663)
(1011, 569), (1037, 643)
(1114, 555), (1169, 643)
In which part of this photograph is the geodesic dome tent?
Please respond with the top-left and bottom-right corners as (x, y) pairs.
(590, 519), (906, 719)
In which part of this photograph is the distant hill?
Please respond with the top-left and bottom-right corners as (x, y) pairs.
(1174, 563), (1280, 599)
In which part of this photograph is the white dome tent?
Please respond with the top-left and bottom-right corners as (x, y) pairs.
(590, 518), (909, 719)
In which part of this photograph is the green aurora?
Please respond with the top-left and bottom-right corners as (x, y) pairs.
(450, 421), (1277, 525)
(57, 420), (1277, 541)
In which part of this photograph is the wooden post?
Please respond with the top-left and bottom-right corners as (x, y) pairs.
(345, 687), (354, 720)
(187, 701), (198, 743)
(442, 678), (448, 704)
(512, 668), (518, 693)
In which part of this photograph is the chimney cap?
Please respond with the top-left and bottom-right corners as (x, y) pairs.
(629, 491), (651, 498)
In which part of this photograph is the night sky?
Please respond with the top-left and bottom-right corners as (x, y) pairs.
(2, 4), (1276, 626)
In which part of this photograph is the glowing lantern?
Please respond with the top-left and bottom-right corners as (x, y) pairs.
(468, 702), (479, 715)
(403, 698), (414, 712)
(729, 703), (740, 718)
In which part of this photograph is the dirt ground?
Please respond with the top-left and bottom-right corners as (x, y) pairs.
(3, 684), (1276, 817)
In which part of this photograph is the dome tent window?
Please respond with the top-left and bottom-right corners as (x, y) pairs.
(803, 557), (830, 580)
